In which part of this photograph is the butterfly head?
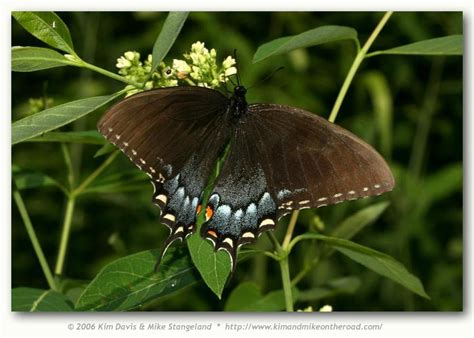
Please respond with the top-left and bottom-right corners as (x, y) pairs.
(233, 85), (247, 96)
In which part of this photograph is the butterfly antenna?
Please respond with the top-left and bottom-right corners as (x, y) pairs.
(227, 73), (237, 87)
(247, 66), (285, 90)
(233, 49), (242, 86)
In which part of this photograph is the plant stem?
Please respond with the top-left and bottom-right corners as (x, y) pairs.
(282, 210), (299, 249)
(73, 151), (120, 196)
(13, 187), (57, 291)
(279, 257), (293, 312)
(61, 143), (74, 189)
(267, 230), (294, 311)
(54, 151), (119, 276)
(266, 231), (282, 252)
(79, 60), (142, 88)
(54, 197), (76, 276)
(328, 11), (393, 123)
(291, 256), (320, 286)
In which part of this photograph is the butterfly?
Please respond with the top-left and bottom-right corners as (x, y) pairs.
(97, 84), (395, 271)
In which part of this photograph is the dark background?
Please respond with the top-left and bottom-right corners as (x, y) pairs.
(12, 12), (463, 311)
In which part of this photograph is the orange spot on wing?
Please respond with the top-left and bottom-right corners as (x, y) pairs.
(205, 206), (214, 221)
(207, 230), (217, 238)
(196, 204), (202, 215)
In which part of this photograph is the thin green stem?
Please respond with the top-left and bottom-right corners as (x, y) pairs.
(364, 51), (385, 58)
(13, 187), (57, 290)
(274, 204), (300, 312)
(282, 210), (300, 250)
(266, 231), (282, 252)
(54, 197), (76, 276)
(54, 150), (119, 275)
(79, 60), (142, 88)
(61, 143), (74, 189)
(328, 11), (393, 123)
(73, 151), (120, 196)
(279, 257), (293, 312)
(291, 256), (320, 286)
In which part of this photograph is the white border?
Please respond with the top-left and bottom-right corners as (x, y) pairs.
(2, 1), (472, 338)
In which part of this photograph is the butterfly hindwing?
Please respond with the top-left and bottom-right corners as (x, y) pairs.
(200, 127), (278, 269)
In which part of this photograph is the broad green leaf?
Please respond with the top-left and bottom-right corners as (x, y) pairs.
(297, 276), (361, 301)
(330, 201), (390, 241)
(12, 93), (122, 145)
(151, 12), (189, 72)
(12, 288), (74, 311)
(253, 25), (358, 63)
(12, 12), (75, 54)
(186, 157), (232, 299)
(75, 247), (197, 311)
(12, 47), (74, 72)
(367, 35), (463, 57)
(290, 234), (429, 299)
(187, 233), (231, 299)
(225, 281), (298, 311)
(28, 130), (106, 145)
(361, 71), (393, 157)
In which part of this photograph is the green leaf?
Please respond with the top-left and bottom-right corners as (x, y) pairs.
(187, 233), (231, 299)
(295, 234), (429, 299)
(83, 170), (149, 194)
(13, 170), (62, 191)
(297, 276), (361, 302)
(28, 130), (106, 145)
(330, 201), (390, 241)
(94, 143), (116, 158)
(12, 288), (74, 311)
(12, 12), (75, 54)
(12, 93), (122, 145)
(151, 12), (189, 72)
(225, 281), (298, 311)
(253, 25), (358, 63)
(75, 247), (197, 311)
(368, 35), (463, 57)
(12, 47), (74, 72)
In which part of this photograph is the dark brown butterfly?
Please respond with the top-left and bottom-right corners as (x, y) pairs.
(98, 84), (395, 271)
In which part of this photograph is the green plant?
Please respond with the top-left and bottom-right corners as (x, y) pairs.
(11, 11), (462, 311)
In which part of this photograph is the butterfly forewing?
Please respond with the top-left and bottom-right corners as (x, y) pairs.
(98, 87), (231, 249)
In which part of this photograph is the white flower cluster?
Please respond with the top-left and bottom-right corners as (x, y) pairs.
(179, 41), (237, 88)
(115, 41), (237, 96)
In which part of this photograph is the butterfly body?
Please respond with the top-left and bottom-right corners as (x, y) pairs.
(98, 84), (394, 271)
(227, 85), (248, 119)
